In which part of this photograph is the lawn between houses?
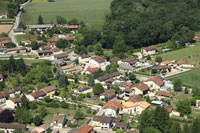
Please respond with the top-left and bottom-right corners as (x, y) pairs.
(21, 0), (112, 29)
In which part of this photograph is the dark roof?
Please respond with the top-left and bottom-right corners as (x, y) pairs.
(13, 28), (24, 33)
(93, 116), (111, 123)
(115, 122), (128, 129)
(0, 123), (25, 129)
(80, 54), (91, 59)
(96, 72), (120, 82)
(123, 57), (137, 64)
(76, 86), (90, 92)
(10, 97), (21, 103)
(54, 53), (68, 59)
(37, 50), (52, 54)
(30, 90), (46, 98)
(103, 89), (116, 99)
(0, 92), (5, 98)
(143, 46), (157, 51)
(42, 86), (57, 93)
(128, 95), (144, 103)
(133, 83), (150, 92)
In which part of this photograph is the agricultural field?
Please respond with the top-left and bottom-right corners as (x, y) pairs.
(21, 0), (112, 29)
(0, 0), (9, 13)
(0, 24), (13, 33)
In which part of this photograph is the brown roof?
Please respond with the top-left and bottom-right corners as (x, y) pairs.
(52, 48), (60, 52)
(0, 123), (25, 129)
(156, 90), (172, 97)
(143, 46), (157, 51)
(111, 57), (120, 62)
(42, 86), (57, 93)
(30, 90), (46, 98)
(124, 88), (133, 92)
(0, 37), (12, 43)
(145, 76), (164, 87)
(54, 53), (68, 59)
(37, 50), (52, 54)
(103, 89), (116, 99)
(123, 57), (137, 64)
(177, 60), (196, 65)
(93, 116), (111, 123)
(0, 74), (3, 79)
(133, 83), (150, 92)
(103, 100), (122, 110)
(87, 67), (99, 74)
(128, 95), (144, 103)
(115, 122), (128, 129)
(76, 86), (90, 92)
(10, 97), (21, 103)
(97, 72), (120, 82)
(13, 87), (21, 92)
(80, 54), (91, 59)
(0, 92), (5, 98)
(91, 56), (105, 63)
(153, 65), (171, 70)
(77, 125), (94, 133)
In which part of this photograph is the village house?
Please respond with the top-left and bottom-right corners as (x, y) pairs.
(91, 116), (112, 129)
(124, 88), (134, 100)
(114, 81), (133, 91)
(161, 61), (172, 66)
(59, 24), (79, 33)
(37, 50), (53, 57)
(53, 113), (67, 129)
(61, 64), (83, 74)
(29, 24), (53, 31)
(3, 87), (21, 98)
(156, 90), (172, 98)
(153, 65), (171, 72)
(85, 67), (99, 74)
(52, 48), (60, 54)
(114, 122), (128, 130)
(95, 72), (120, 85)
(0, 13), (7, 19)
(141, 46), (157, 56)
(144, 76), (165, 90)
(26, 90), (46, 101)
(103, 100), (122, 117)
(0, 123), (26, 133)
(177, 60), (196, 68)
(127, 95), (144, 103)
(102, 89), (116, 101)
(41, 86), (57, 97)
(133, 83), (150, 96)
(13, 28), (25, 35)
(0, 74), (3, 81)
(5, 97), (21, 110)
(122, 57), (138, 67)
(54, 53), (68, 60)
(122, 101), (150, 115)
(76, 125), (96, 133)
(79, 54), (91, 63)
(0, 37), (12, 45)
(0, 92), (6, 103)
(89, 56), (110, 71)
(32, 124), (50, 133)
(74, 86), (92, 95)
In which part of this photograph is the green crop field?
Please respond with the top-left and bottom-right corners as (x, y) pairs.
(21, 0), (112, 29)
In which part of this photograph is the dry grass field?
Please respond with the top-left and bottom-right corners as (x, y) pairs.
(0, 24), (13, 33)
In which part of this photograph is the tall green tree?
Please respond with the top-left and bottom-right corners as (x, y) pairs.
(170, 122), (181, 133)
(177, 99), (191, 115)
(14, 107), (32, 124)
(58, 74), (67, 88)
(173, 79), (182, 91)
(21, 94), (30, 109)
(38, 15), (44, 24)
(191, 118), (200, 133)
(93, 83), (104, 95)
(8, 55), (16, 73)
(88, 75), (95, 86)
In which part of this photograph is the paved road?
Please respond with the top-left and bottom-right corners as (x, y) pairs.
(9, 0), (31, 45)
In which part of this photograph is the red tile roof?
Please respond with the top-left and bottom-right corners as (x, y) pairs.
(133, 83), (150, 92)
(156, 90), (172, 97)
(153, 65), (171, 70)
(124, 88), (133, 92)
(77, 125), (94, 133)
(0, 92), (6, 98)
(68, 25), (79, 29)
(103, 100), (122, 110)
(123, 57), (137, 64)
(87, 67), (99, 74)
(91, 56), (105, 63)
(145, 76), (164, 86)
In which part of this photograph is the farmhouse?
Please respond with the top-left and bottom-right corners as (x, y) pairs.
(177, 60), (196, 68)
(144, 76), (165, 90)
(91, 116), (112, 129)
(86, 67), (99, 74)
(53, 113), (67, 129)
(79, 54), (91, 63)
(122, 57), (138, 67)
(156, 90), (172, 98)
(89, 56), (110, 70)
(5, 97), (21, 110)
(0, 37), (12, 45)
(0, 123), (26, 133)
(153, 65), (171, 72)
(26, 90), (46, 101)
(3, 87), (21, 98)
(41, 86), (57, 97)
(13, 28), (25, 34)
(141, 46), (157, 56)
(54, 53), (68, 60)
(29, 24), (53, 31)
(61, 64), (83, 74)
(103, 100), (122, 117)
(102, 89), (116, 101)
(114, 122), (128, 130)
(127, 95), (144, 103)
(133, 83), (150, 96)
(95, 72), (120, 85)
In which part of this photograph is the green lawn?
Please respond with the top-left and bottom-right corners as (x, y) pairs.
(0, 0), (9, 13)
(155, 42), (200, 62)
(21, 0), (112, 29)
(168, 69), (200, 88)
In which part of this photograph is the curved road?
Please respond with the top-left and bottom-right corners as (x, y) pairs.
(9, 0), (31, 45)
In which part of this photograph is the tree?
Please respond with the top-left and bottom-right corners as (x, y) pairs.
(185, 88), (188, 94)
(173, 79), (182, 91)
(56, 16), (66, 24)
(56, 68), (62, 79)
(21, 94), (29, 109)
(177, 99), (191, 115)
(8, 55), (16, 73)
(88, 75), (95, 86)
(143, 127), (160, 133)
(128, 73), (136, 81)
(146, 55), (151, 60)
(170, 122), (181, 133)
(74, 110), (84, 120)
(39, 107), (47, 118)
(14, 107), (32, 124)
(191, 118), (200, 133)
(138, 110), (154, 132)
(68, 18), (79, 25)
(30, 41), (40, 50)
(60, 102), (69, 108)
(183, 124), (191, 133)
(18, 21), (26, 29)
(38, 15), (44, 24)
(155, 56), (162, 63)
(58, 74), (67, 88)
(33, 115), (43, 126)
(93, 83), (104, 95)
(0, 109), (14, 123)
(94, 43), (103, 56)
(0, 82), (5, 91)
(16, 58), (26, 76)
(56, 39), (69, 49)
(4, 42), (16, 48)
(40, 73), (48, 82)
